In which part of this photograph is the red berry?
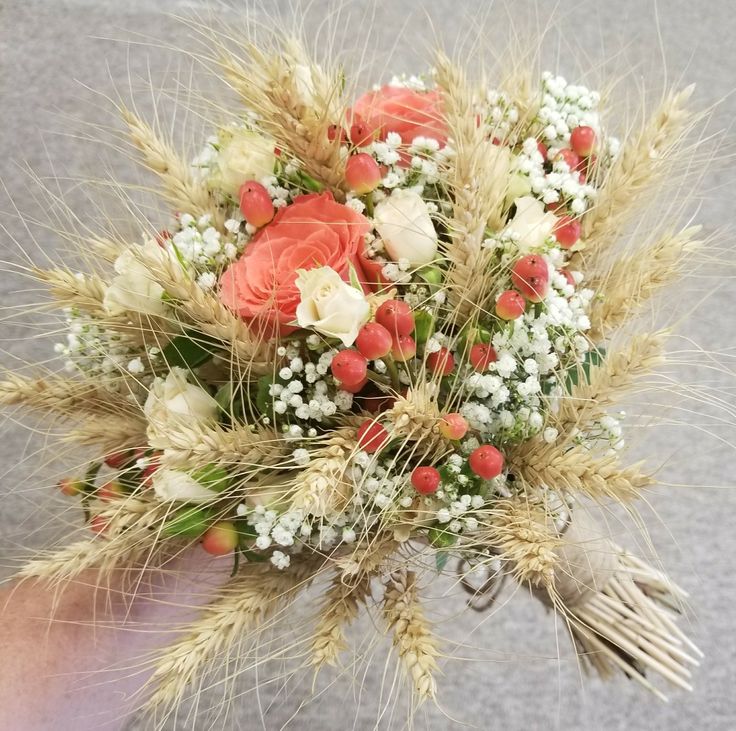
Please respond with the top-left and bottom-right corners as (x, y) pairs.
(537, 141), (548, 160)
(469, 343), (497, 371)
(556, 148), (581, 170)
(375, 300), (414, 337)
(554, 215), (582, 249)
(559, 268), (576, 287)
(201, 521), (239, 556)
(331, 349), (368, 388)
(511, 255), (550, 303)
(426, 347), (454, 376)
(349, 115), (376, 146)
(339, 377), (368, 394)
(327, 124), (347, 143)
(411, 466), (441, 495)
(391, 334), (416, 362)
(238, 181), (275, 228)
(356, 322), (393, 360)
(104, 450), (131, 469)
(439, 413), (469, 440)
(345, 153), (382, 194)
(356, 420), (390, 453)
(468, 445), (504, 480)
(58, 477), (84, 497)
(570, 125), (596, 157)
(495, 290), (526, 320)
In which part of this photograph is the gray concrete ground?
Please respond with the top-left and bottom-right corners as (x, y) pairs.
(1, 1), (735, 729)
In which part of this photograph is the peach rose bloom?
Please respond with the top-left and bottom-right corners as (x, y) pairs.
(219, 192), (371, 337)
(351, 85), (447, 148)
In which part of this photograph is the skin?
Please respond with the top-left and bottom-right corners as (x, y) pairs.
(0, 547), (232, 730)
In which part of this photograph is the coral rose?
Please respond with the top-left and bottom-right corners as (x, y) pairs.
(219, 192), (371, 337)
(351, 85), (447, 148)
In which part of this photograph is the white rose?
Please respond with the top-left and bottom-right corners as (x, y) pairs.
(295, 267), (370, 346)
(145, 367), (219, 438)
(152, 468), (217, 503)
(104, 242), (167, 316)
(373, 189), (438, 267)
(506, 196), (558, 252)
(213, 128), (276, 197)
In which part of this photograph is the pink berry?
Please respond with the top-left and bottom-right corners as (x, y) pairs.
(356, 322), (393, 360)
(468, 445), (504, 480)
(345, 153), (382, 194)
(239, 181), (275, 228)
(58, 477), (84, 497)
(554, 216), (581, 249)
(201, 521), (239, 556)
(375, 300), (414, 337)
(570, 125), (596, 157)
(537, 141), (548, 160)
(391, 334), (416, 362)
(469, 343), (497, 371)
(511, 255), (550, 303)
(327, 124), (347, 143)
(356, 420), (390, 453)
(339, 377), (368, 394)
(331, 349), (368, 388)
(97, 481), (125, 502)
(90, 515), (109, 535)
(411, 466), (441, 495)
(495, 290), (526, 320)
(426, 347), (454, 376)
(556, 148), (581, 170)
(104, 450), (131, 469)
(439, 413), (469, 441)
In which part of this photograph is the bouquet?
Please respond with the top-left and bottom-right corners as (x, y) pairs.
(1, 24), (710, 724)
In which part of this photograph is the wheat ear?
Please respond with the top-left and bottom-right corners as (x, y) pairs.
(122, 108), (217, 221)
(136, 245), (272, 374)
(334, 533), (399, 579)
(0, 372), (139, 419)
(219, 40), (347, 195)
(66, 413), (148, 454)
(557, 330), (669, 432)
(382, 569), (440, 702)
(578, 86), (695, 268)
(144, 560), (319, 713)
(589, 227), (702, 340)
(310, 572), (373, 670)
(435, 53), (506, 319)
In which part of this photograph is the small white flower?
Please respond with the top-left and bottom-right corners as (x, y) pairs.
(270, 550), (291, 570)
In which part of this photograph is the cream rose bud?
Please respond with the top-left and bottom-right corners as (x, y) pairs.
(373, 189), (438, 267)
(144, 367), (219, 425)
(506, 196), (558, 252)
(295, 266), (370, 346)
(213, 128), (276, 197)
(104, 242), (167, 316)
(152, 468), (217, 503)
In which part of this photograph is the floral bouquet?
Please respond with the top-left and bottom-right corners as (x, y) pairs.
(1, 26), (709, 724)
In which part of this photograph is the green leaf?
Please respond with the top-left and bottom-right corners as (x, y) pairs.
(413, 309), (435, 346)
(427, 525), (457, 548)
(347, 261), (363, 292)
(566, 347), (606, 391)
(190, 463), (232, 492)
(296, 170), (324, 192)
(255, 375), (275, 414)
(435, 551), (450, 572)
(162, 330), (221, 370)
(163, 506), (215, 538)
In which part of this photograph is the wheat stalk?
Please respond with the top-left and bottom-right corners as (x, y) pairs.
(382, 569), (439, 702)
(219, 40), (347, 195)
(122, 108), (217, 221)
(145, 559), (320, 712)
(310, 571), (372, 669)
(577, 86), (695, 269)
(589, 227), (701, 340)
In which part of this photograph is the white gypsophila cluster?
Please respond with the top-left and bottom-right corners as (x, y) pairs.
(190, 134), (219, 178)
(386, 73), (429, 91)
(164, 213), (243, 289)
(485, 88), (520, 139)
(267, 344), (353, 429)
(459, 264), (593, 441)
(536, 72), (601, 145)
(53, 306), (160, 389)
(571, 411), (626, 454)
(514, 136), (598, 215)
